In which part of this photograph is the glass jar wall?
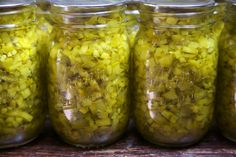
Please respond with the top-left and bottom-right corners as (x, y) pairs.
(36, 0), (52, 109)
(125, 0), (140, 47)
(0, 0), (45, 148)
(133, 0), (222, 147)
(215, 0), (226, 22)
(217, 0), (236, 142)
(48, 0), (130, 148)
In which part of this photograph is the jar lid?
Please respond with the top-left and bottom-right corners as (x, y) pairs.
(143, 0), (215, 8)
(50, 0), (126, 8)
(0, 0), (35, 8)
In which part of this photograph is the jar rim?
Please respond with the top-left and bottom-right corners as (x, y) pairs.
(50, 0), (126, 9)
(142, 0), (215, 8)
(0, 4), (36, 30)
(49, 0), (126, 16)
(49, 0), (127, 28)
(138, 0), (216, 29)
(139, 1), (215, 17)
(0, 0), (35, 8)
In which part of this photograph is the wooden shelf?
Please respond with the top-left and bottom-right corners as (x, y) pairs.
(1, 122), (236, 157)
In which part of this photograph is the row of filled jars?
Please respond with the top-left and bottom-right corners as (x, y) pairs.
(0, 0), (234, 148)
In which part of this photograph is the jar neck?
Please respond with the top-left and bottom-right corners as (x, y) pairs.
(50, 5), (127, 29)
(139, 5), (215, 29)
(0, 5), (36, 29)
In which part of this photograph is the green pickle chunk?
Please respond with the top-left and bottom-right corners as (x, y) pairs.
(48, 12), (130, 147)
(133, 13), (222, 146)
(0, 6), (45, 147)
(217, 15), (236, 141)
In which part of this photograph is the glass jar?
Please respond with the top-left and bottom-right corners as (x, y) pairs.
(0, 0), (45, 148)
(133, 0), (221, 147)
(217, 0), (236, 142)
(125, 0), (140, 47)
(48, 0), (130, 148)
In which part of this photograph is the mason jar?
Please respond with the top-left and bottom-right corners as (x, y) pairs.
(0, 0), (45, 148)
(133, 0), (222, 147)
(217, 0), (236, 142)
(48, 0), (130, 148)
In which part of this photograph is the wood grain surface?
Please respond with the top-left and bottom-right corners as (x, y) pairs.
(1, 121), (236, 157)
